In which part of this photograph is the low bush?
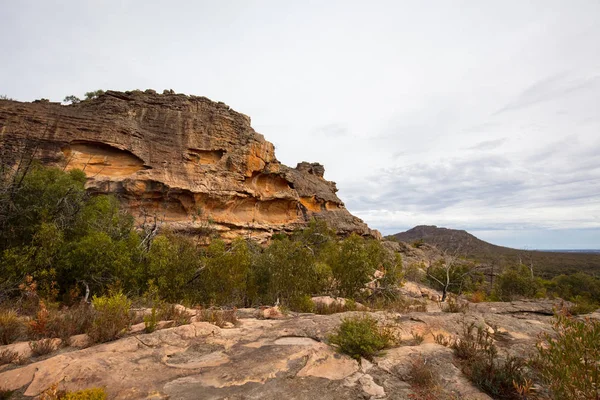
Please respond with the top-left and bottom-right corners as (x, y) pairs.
(408, 356), (435, 388)
(0, 349), (19, 365)
(197, 308), (237, 328)
(453, 321), (532, 399)
(143, 307), (158, 333)
(289, 295), (316, 313)
(29, 338), (58, 356)
(0, 309), (23, 345)
(439, 296), (469, 313)
(87, 292), (132, 343)
(46, 304), (94, 341)
(40, 384), (107, 400)
(157, 304), (192, 326)
(534, 311), (600, 399)
(314, 299), (357, 315)
(328, 314), (393, 361)
(411, 330), (425, 345)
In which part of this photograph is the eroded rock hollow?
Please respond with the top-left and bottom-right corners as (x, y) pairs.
(0, 90), (378, 241)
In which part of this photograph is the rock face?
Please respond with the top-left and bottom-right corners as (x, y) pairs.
(0, 91), (378, 241)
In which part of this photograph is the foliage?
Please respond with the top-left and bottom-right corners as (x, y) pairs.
(84, 90), (104, 100)
(439, 295), (469, 313)
(0, 349), (19, 365)
(143, 307), (158, 333)
(534, 311), (600, 399)
(40, 384), (106, 400)
(0, 309), (23, 345)
(494, 264), (542, 301)
(63, 95), (80, 104)
(88, 291), (132, 343)
(328, 314), (392, 361)
(197, 308), (237, 328)
(426, 257), (483, 301)
(453, 321), (531, 399)
(289, 294), (316, 313)
(408, 356), (435, 388)
(411, 330), (425, 345)
(46, 304), (94, 341)
(145, 233), (200, 303)
(29, 338), (58, 356)
(327, 234), (389, 298)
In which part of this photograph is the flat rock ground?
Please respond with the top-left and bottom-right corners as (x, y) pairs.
(0, 299), (570, 400)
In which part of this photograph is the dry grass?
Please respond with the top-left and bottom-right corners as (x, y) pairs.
(439, 297), (469, 313)
(0, 309), (24, 345)
(29, 338), (58, 356)
(197, 308), (237, 328)
(408, 356), (436, 388)
(0, 349), (19, 365)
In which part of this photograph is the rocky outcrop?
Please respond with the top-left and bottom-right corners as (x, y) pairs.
(0, 299), (573, 399)
(0, 91), (378, 241)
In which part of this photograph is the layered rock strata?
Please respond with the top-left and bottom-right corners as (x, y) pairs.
(0, 90), (378, 241)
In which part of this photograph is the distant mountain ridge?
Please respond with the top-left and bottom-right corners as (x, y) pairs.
(390, 225), (600, 277)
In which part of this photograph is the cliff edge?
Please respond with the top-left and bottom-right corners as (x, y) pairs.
(0, 90), (379, 241)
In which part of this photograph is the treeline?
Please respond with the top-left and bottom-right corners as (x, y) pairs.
(422, 256), (600, 312)
(0, 163), (402, 307)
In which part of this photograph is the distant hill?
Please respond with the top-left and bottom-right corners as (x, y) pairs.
(390, 225), (600, 278)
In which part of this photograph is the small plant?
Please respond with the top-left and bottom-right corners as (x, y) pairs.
(289, 295), (316, 313)
(87, 291), (132, 343)
(453, 320), (531, 399)
(534, 311), (600, 399)
(408, 356), (436, 388)
(29, 338), (58, 356)
(197, 308), (237, 328)
(46, 304), (94, 341)
(439, 296), (469, 313)
(468, 290), (486, 303)
(157, 304), (192, 326)
(328, 314), (393, 361)
(29, 300), (50, 338)
(411, 330), (425, 345)
(0, 349), (19, 365)
(432, 332), (452, 347)
(143, 307), (158, 333)
(40, 383), (107, 400)
(0, 309), (23, 345)
(314, 299), (358, 315)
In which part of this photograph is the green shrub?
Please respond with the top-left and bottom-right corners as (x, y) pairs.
(534, 311), (600, 399)
(40, 385), (107, 400)
(493, 264), (541, 301)
(61, 388), (106, 400)
(453, 321), (531, 399)
(327, 234), (383, 298)
(289, 295), (315, 313)
(328, 314), (392, 361)
(88, 292), (132, 343)
(0, 309), (23, 345)
(143, 307), (158, 333)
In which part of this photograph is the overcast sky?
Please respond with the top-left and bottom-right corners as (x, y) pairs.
(2, 1), (599, 249)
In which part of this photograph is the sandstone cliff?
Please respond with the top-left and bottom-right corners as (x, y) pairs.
(0, 90), (378, 241)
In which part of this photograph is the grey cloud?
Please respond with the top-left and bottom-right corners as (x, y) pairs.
(495, 73), (600, 114)
(311, 123), (348, 138)
(467, 138), (507, 151)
